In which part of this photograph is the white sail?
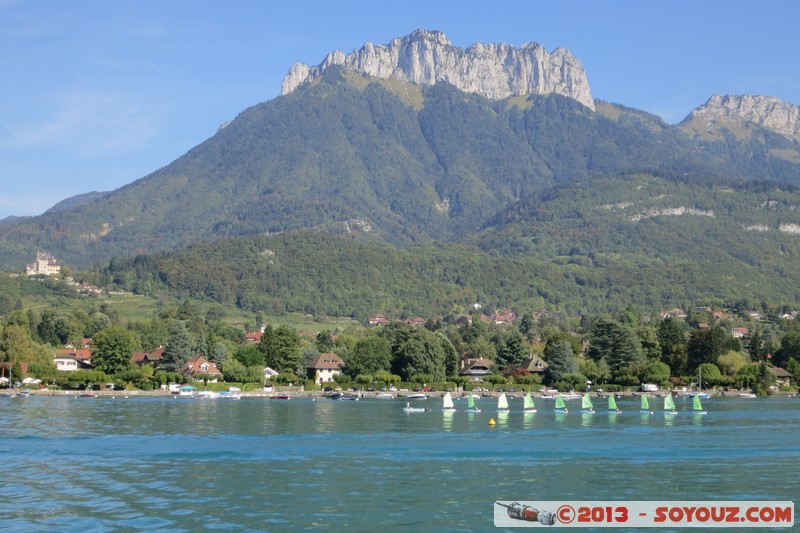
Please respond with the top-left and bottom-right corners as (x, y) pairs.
(497, 392), (509, 410)
(443, 392), (455, 410)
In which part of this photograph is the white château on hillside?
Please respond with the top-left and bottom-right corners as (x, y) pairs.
(26, 252), (61, 276)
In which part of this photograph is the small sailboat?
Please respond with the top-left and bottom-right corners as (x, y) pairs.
(691, 368), (711, 399)
(663, 393), (678, 414)
(692, 394), (707, 415)
(466, 393), (481, 413)
(608, 395), (621, 414)
(581, 394), (595, 414)
(442, 392), (456, 411)
(523, 393), (537, 412)
(640, 394), (653, 414)
(554, 394), (568, 413)
(497, 392), (509, 411)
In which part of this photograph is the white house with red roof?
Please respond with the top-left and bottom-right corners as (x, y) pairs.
(306, 352), (345, 383)
(180, 356), (223, 381)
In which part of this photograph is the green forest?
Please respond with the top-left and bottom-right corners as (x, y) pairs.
(1, 276), (796, 397)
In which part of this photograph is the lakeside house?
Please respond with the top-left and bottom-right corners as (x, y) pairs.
(459, 358), (495, 380)
(769, 364), (793, 388)
(179, 356), (223, 381)
(132, 346), (165, 368)
(306, 352), (344, 383)
(54, 348), (93, 372)
(245, 331), (263, 344)
(524, 354), (548, 377)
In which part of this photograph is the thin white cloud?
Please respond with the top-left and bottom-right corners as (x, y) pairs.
(2, 89), (166, 156)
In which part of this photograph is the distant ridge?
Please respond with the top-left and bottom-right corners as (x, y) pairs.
(681, 94), (800, 142)
(45, 191), (108, 214)
(281, 29), (594, 109)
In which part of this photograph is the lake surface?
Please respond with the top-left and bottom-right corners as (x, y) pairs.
(0, 393), (797, 532)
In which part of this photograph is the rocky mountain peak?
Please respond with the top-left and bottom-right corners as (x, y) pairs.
(281, 29), (594, 110)
(683, 94), (800, 140)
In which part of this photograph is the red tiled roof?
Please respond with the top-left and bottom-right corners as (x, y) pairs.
(57, 348), (92, 361)
(245, 332), (263, 343)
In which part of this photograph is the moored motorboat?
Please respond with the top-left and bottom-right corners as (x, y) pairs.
(403, 401), (426, 412)
(330, 392), (358, 400)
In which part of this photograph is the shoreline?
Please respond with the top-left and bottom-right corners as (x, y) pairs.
(4, 388), (793, 399)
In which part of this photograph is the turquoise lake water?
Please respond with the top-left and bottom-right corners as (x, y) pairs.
(0, 394), (797, 532)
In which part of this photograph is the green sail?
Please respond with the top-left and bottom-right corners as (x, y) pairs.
(523, 393), (536, 410)
(608, 395), (619, 411)
(555, 394), (567, 410)
(641, 395), (650, 410)
(664, 393), (677, 411)
(693, 395), (704, 412)
(582, 394), (594, 410)
(467, 394), (476, 410)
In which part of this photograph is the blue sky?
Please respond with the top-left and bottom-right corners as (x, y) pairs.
(2, 0), (799, 219)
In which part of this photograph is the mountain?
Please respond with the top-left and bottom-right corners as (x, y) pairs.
(97, 173), (800, 318)
(44, 191), (109, 214)
(680, 94), (800, 144)
(282, 29), (594, 109)
(1, 30), (800, 277)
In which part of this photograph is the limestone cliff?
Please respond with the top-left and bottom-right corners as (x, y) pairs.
(681, 94), (800, 142)
(281, 29), (594, 110)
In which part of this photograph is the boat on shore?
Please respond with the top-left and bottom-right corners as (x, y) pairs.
(738, 392), (757, 398)
(374, 392), (394, 399)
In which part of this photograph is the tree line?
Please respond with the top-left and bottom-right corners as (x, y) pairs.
(1, 299), (798, 396)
